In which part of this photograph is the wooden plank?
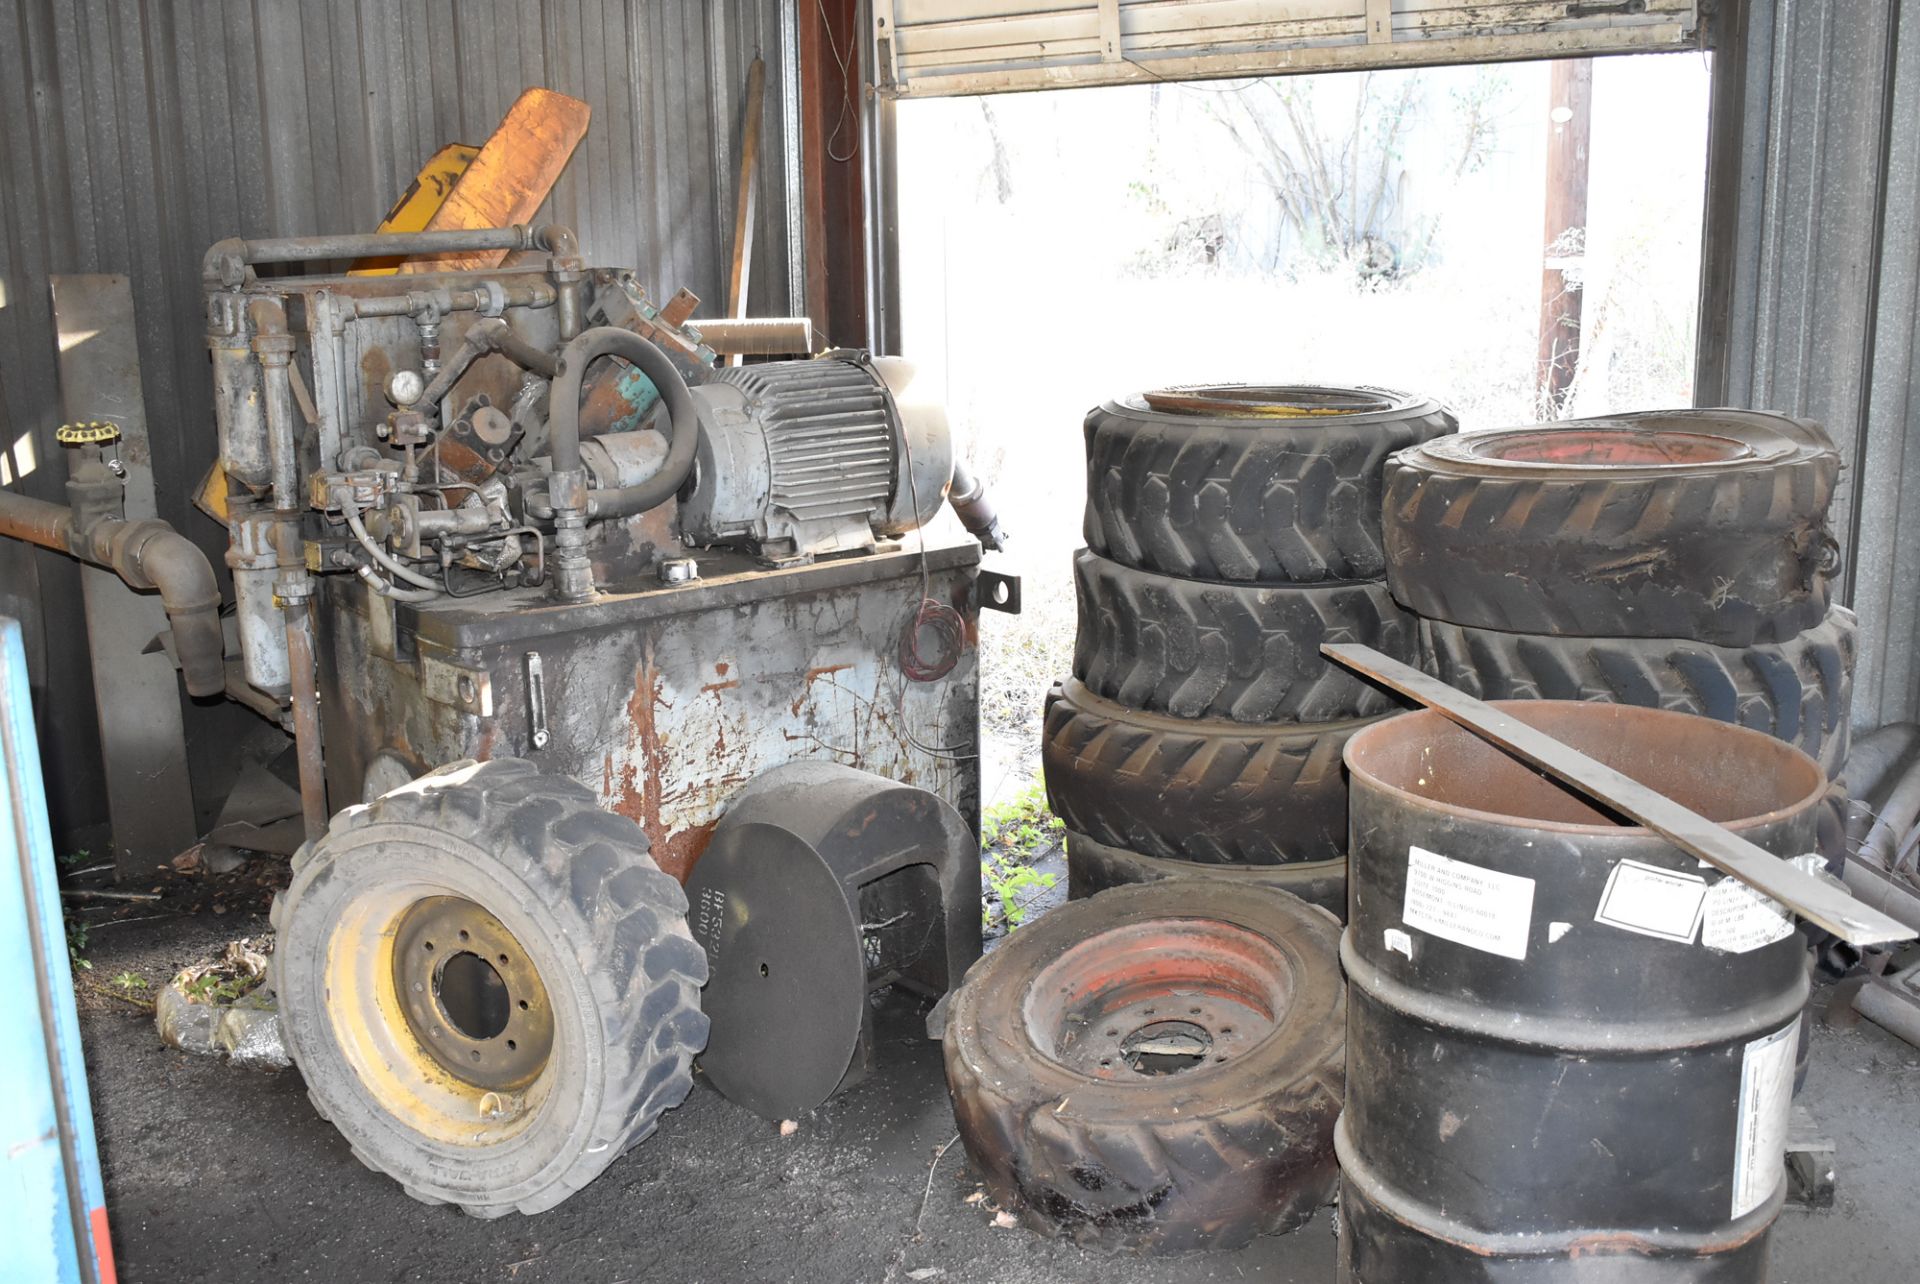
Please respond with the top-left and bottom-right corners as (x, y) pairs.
(726, 55), (768, 362)
(398, 87), (591, 274)
(1322, 643), (1916, 947)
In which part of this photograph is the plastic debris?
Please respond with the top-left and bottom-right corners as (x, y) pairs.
(155, 936), (288, 1070)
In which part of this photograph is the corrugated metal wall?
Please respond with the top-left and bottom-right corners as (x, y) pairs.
(1699, 0), (1919, 731)
(0, 0), (803, 843)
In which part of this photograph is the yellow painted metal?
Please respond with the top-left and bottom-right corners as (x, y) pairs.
(349, 142), (481, 276)
(54, 420), (120, 444)
(399, 88), (592, 274)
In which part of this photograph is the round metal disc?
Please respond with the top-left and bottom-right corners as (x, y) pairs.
(391, 895), (554, 1091)
(686, 821), (866, 1119)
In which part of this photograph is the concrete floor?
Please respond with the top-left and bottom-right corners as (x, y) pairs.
(77, 907), (1920, 1284)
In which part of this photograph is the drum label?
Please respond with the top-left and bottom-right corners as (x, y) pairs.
(1732, 1020), (1797, 1219)
(1401, 845), (1535, 961)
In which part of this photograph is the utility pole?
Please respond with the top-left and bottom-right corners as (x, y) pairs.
(1538, 58), (1593, 417)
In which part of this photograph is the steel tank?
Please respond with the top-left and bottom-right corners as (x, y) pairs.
(1337, 701), (1824, 1281)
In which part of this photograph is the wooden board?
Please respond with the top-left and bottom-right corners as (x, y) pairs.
(399, 88), (591, 274)
(1323, 642), (1915, 947)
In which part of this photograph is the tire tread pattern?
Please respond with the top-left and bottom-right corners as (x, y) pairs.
(1084, 398), (1455, 583)
(1383, 422), (1840, 645)
(1041, 680), (1375, 864)
(275, 758), (708, 1218)
(1072, 550), (1416, 723)
(1420, 608), (1855, 774)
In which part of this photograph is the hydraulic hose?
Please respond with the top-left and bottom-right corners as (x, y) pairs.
(547, 327), (700, 519)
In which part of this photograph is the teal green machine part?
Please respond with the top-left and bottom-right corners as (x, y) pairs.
(1, 616), (116, 1283)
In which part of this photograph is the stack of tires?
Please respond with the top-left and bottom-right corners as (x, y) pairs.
(1383, 409), (1854, 787)
(1044, 385), (1457, 918)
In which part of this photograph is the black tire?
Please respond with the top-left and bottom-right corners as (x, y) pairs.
(1065, 831), (1347, 920)
(1421, 606), (1855, 776)
(1084, 385), (1455, 584)
(945, 881), (1345, 1253)
(272, 758), (709, 1217)
(1071, 548), (1416, 723)
(1041, 678), (1382, 865)
(1383, 410), (1840, 646)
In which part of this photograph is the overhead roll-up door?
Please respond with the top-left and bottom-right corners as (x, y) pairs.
(875, 1), (1702, 97)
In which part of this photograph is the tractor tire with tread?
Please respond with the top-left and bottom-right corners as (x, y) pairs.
(1083, 386), (1455, 584)
(1420, 606), (1856, 776)
(1064, 830), (1347, 920)
(1041, 678), (1380, 865)
(1383, 409), (1840, 646)
(1072, 548), (1416, 723)
(272, 757), (709, 1218)
(945, 881), (1345, 1253)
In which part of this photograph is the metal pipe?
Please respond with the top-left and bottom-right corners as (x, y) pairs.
(412, 318), (559, 411)
(947, 460), (1008, 551)
(1843, 723), (1920, 805)
(282, 600), (327, 841)
(0, 490), (225, 698)
(247, 298), (300, 512)
(0, 490), (72, 547)
(1858, 752), (1920, 873)
(203, 225), (572, 286)
(693, 317), (816, 356)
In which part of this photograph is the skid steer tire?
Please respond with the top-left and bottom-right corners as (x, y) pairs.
(945, 881), (1345, 1253)
(1064, 831), (1347, 920)
(1041, 679), (1381, 865)
(271, 758), (709, 1218)
(1420, 606), (1855, 777)
(1383, 410), (1840, 646)
(1072, 548), (1415, 723)
(1083, 385), (1455, 584)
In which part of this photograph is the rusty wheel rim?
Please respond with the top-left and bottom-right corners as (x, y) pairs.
(1021, 918), (1294, 1082)
(1142, 384), (1396, 418)
(391, 895), (555, 1091)
(1465, 427), (1754, 468)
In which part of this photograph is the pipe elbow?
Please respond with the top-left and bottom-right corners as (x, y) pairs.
(127, 525), (227, 698)
(536, 224), (580, 258)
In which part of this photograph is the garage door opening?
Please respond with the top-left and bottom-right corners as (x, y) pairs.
(894, 54), (1713, 794)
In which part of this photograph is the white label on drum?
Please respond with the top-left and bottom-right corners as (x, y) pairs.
(1731, 1021), (1798, 1219)
(1593, 859), (1707, 943)
(1702, 877), (1796, 954)
(1402, 845), (1535, 961)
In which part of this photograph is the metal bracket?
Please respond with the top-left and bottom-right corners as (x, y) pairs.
(1783, 1106), (1836, 1211)
(977, 568), (1021, 615)
(420, 653), (494, 717)
(524, 651), (549, 750)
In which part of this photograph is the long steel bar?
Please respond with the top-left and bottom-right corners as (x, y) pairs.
(1323, 642), (1915, 946)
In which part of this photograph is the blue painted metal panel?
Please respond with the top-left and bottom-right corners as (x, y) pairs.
(0, 616), (114, 1284)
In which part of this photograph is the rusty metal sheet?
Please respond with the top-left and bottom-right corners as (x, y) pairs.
(316, 539), (981, 884)
(50, 275), (197, 877)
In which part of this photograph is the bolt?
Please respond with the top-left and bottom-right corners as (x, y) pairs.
(658, 557), (699, 585)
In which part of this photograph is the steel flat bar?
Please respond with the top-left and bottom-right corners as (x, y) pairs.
(1323, 642), (1915, 947)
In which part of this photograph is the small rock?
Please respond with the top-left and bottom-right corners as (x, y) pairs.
(171, 845), (205, 873)
(963, 1191), (987, 1205)
(907, 1270), (944, 1280)
(991, 1210), (1018, 1229)
(778, 1119), (799, 1137)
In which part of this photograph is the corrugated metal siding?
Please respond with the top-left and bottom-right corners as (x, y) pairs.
(0, 0), (803, 842)
(1701, 0), (1920, 730)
